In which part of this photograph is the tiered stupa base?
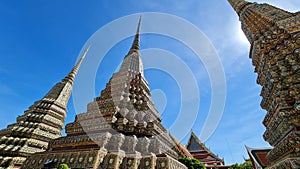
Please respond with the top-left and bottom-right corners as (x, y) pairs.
(23, 132), (187, 169)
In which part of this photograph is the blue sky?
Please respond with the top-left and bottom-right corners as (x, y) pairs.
(0, 0), (299, 165)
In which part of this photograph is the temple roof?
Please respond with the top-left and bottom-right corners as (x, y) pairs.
(187, 132), (208, 152)
(246, 146), (272, 169)
(186, 132), (222, 161)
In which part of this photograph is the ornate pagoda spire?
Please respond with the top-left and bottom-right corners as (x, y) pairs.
(0, 47), (90, 168)
(129, 16), (142, 52)
(120, 16), (144, 75)
(42, 46), (90, 107)
(63, 45), (91, 84)
(229, 0), (300, 168)
(228, 0), (251, 15)
(228, 0), (293, 43)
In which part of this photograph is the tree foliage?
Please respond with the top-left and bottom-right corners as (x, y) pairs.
(229, 160), (253, 169)
(58, 163), (69, 169)
(178, 157), (206, 169)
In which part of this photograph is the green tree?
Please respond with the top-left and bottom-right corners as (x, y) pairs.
(229, 160), (253, 169)
(58, 163), (69, 169)
(178, 157), (206, 169)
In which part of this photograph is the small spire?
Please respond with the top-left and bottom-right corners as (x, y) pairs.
(63, 45), (91, 84)
(129, 16), (142, 52)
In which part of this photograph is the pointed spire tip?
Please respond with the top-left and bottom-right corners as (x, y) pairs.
(63, 45), (91, 84)
(129, 16), (142, 52)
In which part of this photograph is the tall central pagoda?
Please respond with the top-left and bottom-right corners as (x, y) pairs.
(23, 18), (188, 169)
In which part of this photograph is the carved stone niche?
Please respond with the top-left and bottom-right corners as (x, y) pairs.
(100, 153), (124, 169)
(121, 135), (138, 154)
(93, 132), (112, 149)
(138, 153), (157, 169)
(106, 133), (125, 152)
(136, 137), (150, 155)
(119, 153), (142, 169)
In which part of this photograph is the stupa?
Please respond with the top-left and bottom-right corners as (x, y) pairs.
(0, 46), (89, 168)
(229, 0), (300, 168)
(23, 18), (188, 169)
